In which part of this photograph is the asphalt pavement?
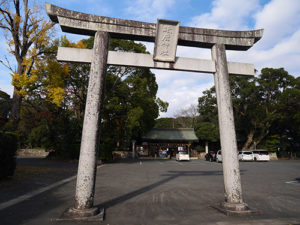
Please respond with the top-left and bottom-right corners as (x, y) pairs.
(0, 158), (299, 225)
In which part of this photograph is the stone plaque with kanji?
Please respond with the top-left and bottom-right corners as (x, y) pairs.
(153, 19), (180, 62)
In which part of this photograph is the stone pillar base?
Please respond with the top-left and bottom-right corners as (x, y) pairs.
(212, 202), (260, 216)
(56, 207), (104, 222)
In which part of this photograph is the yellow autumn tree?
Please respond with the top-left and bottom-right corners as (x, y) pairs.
(0, 0), (54, 126)
(28, 36), (87, 107)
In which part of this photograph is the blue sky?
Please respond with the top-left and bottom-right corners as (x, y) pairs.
(0, 0), (299, 117)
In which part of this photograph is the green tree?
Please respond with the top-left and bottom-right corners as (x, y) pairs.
(231, 68), (298, 150)
(196, 68), (299, 153)
(17, 36), (168, 159)
(195, 121), (219, 152)
(155, 117), (175, 128)
(0, 90), (11, 128)
(100, 38), (168, 156)
(263, 134), (280, 152)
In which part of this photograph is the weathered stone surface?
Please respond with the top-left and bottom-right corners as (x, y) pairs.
(45, 3), (263, 50)
(58, 207), (104, 222)
(46, 2), (264, 218)
(212, 43), (246, 207)
(57, 47), (255, 76)
(74, 31), (109, 211)
(213, 203), (261, 216)
(153, 19), (179, 62)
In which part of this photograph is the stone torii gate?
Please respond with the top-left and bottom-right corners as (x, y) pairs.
(45, 3), (263, 221)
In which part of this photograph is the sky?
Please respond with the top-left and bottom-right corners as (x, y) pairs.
(0, 0), (299, 117)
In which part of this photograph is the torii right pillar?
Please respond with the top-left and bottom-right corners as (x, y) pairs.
(211, 43), (257, 215)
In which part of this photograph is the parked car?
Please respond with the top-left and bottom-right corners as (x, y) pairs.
(216, 150), (222, 163)
(176, 151), (190, 161)
(238, 151), (253, 161)
(251, 150), (270, 161)
(205, 151), (217, 162)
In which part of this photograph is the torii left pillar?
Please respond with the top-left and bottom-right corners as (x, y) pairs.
(64, 31), (109, 221)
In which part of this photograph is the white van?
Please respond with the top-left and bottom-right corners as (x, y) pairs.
(251, 150), (270, 161)
(176, 151), (190, 161)
(216, 150), (222, 163)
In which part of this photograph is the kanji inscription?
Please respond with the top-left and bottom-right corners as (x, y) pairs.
(153, 19), (179, 62)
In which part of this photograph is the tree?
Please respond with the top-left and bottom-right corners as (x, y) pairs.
(0, 0), (54, 126)
(231, 68), (298, 150)
(195, 121), (219, 153)
(99, 38), (168, 156)
(16, 36), (91, 157)
(155, 117), (175, 128)
(0, 90), (11, 128)
(174, 104), (199, 128)
(197, 86), (220, 149)
(16, 36), (168, 160)
(196, 68), (299, 154)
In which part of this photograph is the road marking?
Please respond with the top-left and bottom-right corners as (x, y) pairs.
(285, 181), (299, 184)
(0, 165), (103, 211)
(140, 161), (142, 165)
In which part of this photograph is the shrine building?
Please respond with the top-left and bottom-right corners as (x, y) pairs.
(140, 128), (198, 158)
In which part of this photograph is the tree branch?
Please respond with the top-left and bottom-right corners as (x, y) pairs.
(22, 1), (30, 48)
(26, 56), (35, 75)
(0, 23), (10, 31)
(0, 55), (14, 72)
(0, 7), (14, 26)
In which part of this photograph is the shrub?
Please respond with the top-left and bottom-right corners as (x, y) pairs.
(99, 143), (113, 161)
(195, 145), (205, 152)
(0, 131), (18, 179)
(45, 117), (82, 160)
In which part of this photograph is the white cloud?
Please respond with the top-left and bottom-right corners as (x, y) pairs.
(226, 0), (300, 76)
(189, 0), (260, 29)
(254, 0), (300, 49)
(156, 0), (300, 117)
(177, 46), (211, 59)
(125, 0), (175, 22)
(154, 70), (214, 117)
(228, 29), (300, 76)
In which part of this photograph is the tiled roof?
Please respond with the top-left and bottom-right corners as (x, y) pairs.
(142, 128), (198, 141)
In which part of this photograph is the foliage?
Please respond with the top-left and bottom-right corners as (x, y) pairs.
(195, 145), (205, 152)
(101, 38), (166, 154)
(0, 90), (11, 128)
(0, 131), (17, 179)
(263, 134), (280, 152)
(196, 68), (300, 154)
(195, 121), (219, 143)
(14, 36), (167, 160)
(174, 104), (199, 128)
(155, 117), (176, 128)
(0, 0), (54, 125)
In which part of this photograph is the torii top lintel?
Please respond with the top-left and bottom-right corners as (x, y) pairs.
(46, 3), (263, 51)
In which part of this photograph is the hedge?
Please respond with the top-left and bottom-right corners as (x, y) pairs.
(0, 131), (17, 179)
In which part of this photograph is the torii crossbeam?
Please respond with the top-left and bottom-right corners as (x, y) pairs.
(45, 2), (263, 221)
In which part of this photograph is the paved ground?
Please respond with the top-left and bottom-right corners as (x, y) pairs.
(0, 158), (300, 225)
(0, 157), (78, 204)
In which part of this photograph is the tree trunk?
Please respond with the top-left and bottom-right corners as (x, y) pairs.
(10, 64), (24, 127)
(10, 89), (22, 125)
(242, 129), (255, 150)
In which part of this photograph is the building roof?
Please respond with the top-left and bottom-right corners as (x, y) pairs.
(142, 128), (198, 142)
